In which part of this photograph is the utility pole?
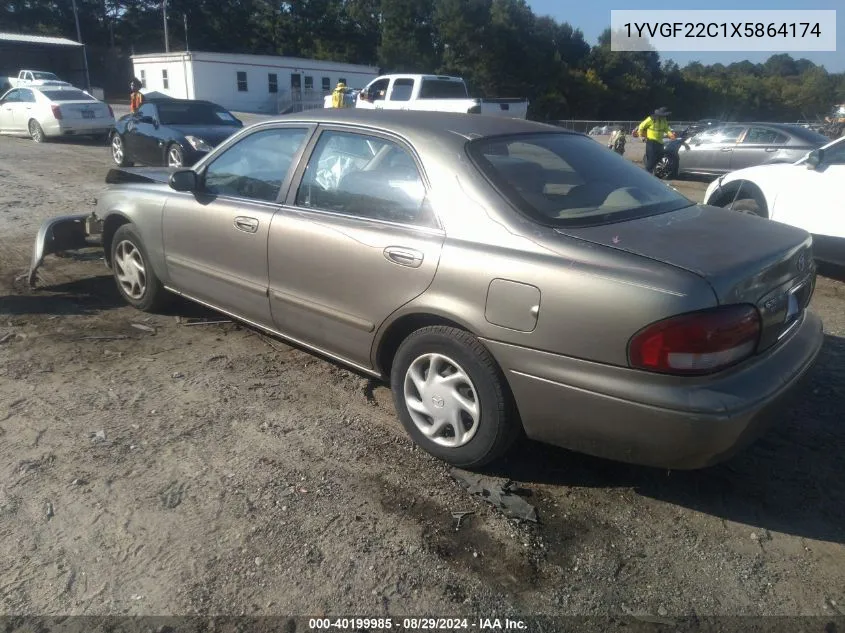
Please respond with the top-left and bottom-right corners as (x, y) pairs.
(163, 0), (170, 53)
(183, 13), (189, 51)
(70, 0), (91, 91)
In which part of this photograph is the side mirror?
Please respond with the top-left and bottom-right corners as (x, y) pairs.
(169, 169), (198, 192)
(806, 149), (823, 170)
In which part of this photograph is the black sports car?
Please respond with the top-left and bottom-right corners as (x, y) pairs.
(109, 98), (243, 168)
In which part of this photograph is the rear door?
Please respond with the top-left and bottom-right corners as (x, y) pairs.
(268, 127), (445, 368)
(386, 77), (415, 110)
(730, 125), (788, 170)
(678, 126), (746, 174)
(163, 124), (314, 327)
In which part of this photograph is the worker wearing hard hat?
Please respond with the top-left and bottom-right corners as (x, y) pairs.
(331, 81), (348, 108)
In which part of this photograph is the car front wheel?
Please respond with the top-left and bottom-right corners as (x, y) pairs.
(390, 325), (520, 468)
(166, 144), (184, 168)
(111, 224), (170, 312)
(653, 155), (677, 179)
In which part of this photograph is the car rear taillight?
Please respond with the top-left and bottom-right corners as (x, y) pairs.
(51, 105), (62, 120)
(628, 305), (760, 375)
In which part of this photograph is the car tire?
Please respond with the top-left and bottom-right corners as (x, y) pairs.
(166, 143), (184, 168)
(28, 119), (47, 143)
(729, 198), (765, 217)
(390, 325), (521, 468)
(110, 132), (133, 167)
(653, 155), (677, 180)
(110, 224), (170, 312)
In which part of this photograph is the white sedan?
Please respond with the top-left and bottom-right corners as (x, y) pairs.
(704, 136), (845, 267)
(0, 85), (114, 143)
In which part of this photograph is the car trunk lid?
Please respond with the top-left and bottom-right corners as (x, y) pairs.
(557, 204), (815, 351)
(55, 100), (111, 120)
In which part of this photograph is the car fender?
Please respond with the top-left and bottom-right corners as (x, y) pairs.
(28, 213), (102, 287)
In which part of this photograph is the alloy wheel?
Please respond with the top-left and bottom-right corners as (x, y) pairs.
(112, 135), (124, 164)
(29, 120), (44, 143)
(167, 146), (183, 168)
(653, 156), (672, 179)
(403, 353), (481, 449)
(113, 239), (147, 300)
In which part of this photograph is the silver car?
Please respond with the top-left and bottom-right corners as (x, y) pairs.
(30, 110), (823, 469)
(0, 86), (114, 142)
(656, 122), (831, 179)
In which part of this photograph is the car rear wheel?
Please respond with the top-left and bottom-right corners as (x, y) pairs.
(110, 133), (132, 167)
(166, 144), (184, 168)
(28, 120), (46, 143)
(111, 224), (170, 312)
(390, 326), (520, 468)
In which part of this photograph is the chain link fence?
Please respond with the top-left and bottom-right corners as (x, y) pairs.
(551, 120), (698, 134)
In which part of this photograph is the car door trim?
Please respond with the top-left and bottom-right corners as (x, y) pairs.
(271, 289), (376, 332)
(163, 284), (382, 377)
(165, 254), (267, 296)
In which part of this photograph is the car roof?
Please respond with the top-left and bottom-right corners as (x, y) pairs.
(145, 98), (219, 106)
(260, 109), (570, 148)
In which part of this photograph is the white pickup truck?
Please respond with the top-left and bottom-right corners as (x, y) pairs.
(339, 74), (529, 119)
(2, 70), (73, 92)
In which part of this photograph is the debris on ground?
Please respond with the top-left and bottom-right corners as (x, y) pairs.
(450, 469), (539, 523)
(177, 317), (233, 326)
(89, 430), (106, 443)
(451, 510), (475, 531)
(45, 502), (54, 519)
(0, 332), (14, 344)
(130, 322), (156, 334)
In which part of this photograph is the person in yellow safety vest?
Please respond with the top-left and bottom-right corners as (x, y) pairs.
(637, 107), (676, 174)
(331, 81), (348, 108)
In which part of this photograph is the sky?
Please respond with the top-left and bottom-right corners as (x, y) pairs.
(527, 0), (844, 72)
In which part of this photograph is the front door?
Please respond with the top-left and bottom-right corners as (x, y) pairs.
(290, 73), (302, 108)
(163, 125), (314, 327)
(268, 127), (445, 368)
(124, 102), (160, 164)
(771, 140), (845, 239)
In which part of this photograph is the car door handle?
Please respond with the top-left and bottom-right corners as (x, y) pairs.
(384, 246), (423, 268)
(233, 216), (259, 233)
(720, 147), (733, 152)
(765, 148), (778, 152)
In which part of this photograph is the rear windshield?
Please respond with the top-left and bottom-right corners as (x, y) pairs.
(780, 125), (831, 145)
(418, 79), (468, 99)
(156, 102), (240, 126)
(468, 133), (693, 227)
(32, 72), (59, 80)
(40, 89), (95, 101)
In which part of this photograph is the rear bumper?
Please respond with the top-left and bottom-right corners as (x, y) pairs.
(43, 119), (114, 137)
(483, 311), (823, 469)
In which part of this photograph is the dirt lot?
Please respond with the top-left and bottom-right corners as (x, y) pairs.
(1, 132), (845, 620)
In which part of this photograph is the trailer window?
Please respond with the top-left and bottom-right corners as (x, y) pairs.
(161, 69), (169, 89)
(304, 76), (313, 92)
(140, 70), (146, 88)
(237, 71), (248, 92)
(322, 77), (330, 92)
(268, 73), (278, 93)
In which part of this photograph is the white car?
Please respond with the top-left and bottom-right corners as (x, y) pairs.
(0, 85), (114, 143)
(704, 136), (845, 267)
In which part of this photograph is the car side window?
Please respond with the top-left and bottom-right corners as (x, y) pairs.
(366, 78), (390, 101)
(19, 89), (35, 103)
(823, 141), (845, 165)
(2, 89), (21, 103)
(691, 129), (719, 144)
(203, 127), (308, 203)
(389, 79), (414, 102)
(294, 130), (433, 227)
(137, 103), (156, 120)
(713, 126), (746, 144)
(743, 127), (787, 145)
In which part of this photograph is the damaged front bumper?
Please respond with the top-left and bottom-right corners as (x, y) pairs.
(28, 212), (104, 287)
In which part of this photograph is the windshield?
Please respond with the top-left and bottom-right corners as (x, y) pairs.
(468, 133), (692, 227)
(418, 79), (468, 99)
(40, 89), (95, 101)
(32, 72), (59, 80)
(156, 102), (240, 126)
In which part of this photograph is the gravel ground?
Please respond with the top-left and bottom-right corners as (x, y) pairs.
(1, 130), (844, 619)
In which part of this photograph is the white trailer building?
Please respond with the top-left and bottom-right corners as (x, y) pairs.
(131, 51), (379, 114)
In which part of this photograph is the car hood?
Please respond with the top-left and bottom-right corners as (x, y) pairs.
(105, 166), (173, 185)
(557, 203), (813, 307)
(170, 124), (240, 146)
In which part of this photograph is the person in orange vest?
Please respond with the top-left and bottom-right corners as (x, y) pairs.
(129, 78), (144, 114)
